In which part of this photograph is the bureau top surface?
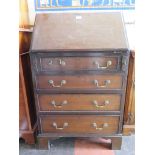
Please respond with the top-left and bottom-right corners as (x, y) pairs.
(31, 12), (128, 52)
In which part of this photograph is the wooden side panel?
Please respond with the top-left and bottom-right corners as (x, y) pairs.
(19, 30), (36, 144)
(123, 51), (135, 135)
(19, 74), (29, 130)
(19, 31), (36, 128)
(124, 51), (135, 125)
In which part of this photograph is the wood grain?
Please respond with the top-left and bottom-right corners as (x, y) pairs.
(19, 74), (29, 130)
(40, 56), (119, 71)
(38, 94), (121, 111)
(124, 51), (135, 125)
(31, 13), (128, 51)
(37, 74), (122, 89)
(40, 115), (119, 134)
(19, 30), (36, 144)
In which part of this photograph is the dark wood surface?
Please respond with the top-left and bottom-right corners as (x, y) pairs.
(39, 56), (119, 71)
(31, 13), (128, 51)
(37, 94), (121, 111)
(40, 115), (119, 134)
(36, 74), (122, 89)
(19, 31), (37, 144)
(31, 51), (126, 74)
(29, 13), (130, 149)
(37, 135), (122, 150)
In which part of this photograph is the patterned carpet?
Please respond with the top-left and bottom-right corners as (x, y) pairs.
(74, 139), (114, 155)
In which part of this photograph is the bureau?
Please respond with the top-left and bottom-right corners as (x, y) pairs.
(30, 13), (130, 150)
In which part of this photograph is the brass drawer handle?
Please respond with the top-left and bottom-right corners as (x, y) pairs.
(52, 122), (68, 130)
(94, 60), (112, 69)
(48, 80), (66, 88)
(48, 60), (53, 65)
(93, 100), (110, 108)
(50, 100), (68, 108)
(92, 122), (109, 130)
(93, 80), (111, 88)
(59, 59), (66, 66)
(48, 59), (66, 66)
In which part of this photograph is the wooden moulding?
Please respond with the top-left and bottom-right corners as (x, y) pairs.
(37, 135), (122, 150)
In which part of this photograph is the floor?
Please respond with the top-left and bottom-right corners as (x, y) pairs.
(19, 135), (134, 155)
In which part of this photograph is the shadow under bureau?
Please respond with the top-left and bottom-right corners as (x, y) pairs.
(30, 13), (130, 150)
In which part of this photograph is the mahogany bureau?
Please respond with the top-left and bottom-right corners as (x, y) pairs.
(30, 13), (130, 150)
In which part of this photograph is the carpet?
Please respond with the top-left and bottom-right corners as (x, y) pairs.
(74, 138), (115, 155)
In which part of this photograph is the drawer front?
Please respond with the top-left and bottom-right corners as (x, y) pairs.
(38, 94), (121, 111)
(39, 56), (120, 71)
(36, 75), (122, 90)
(40, 115), (119, 134)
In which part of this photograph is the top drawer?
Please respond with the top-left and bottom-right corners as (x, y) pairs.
(36, 56), (121, 72)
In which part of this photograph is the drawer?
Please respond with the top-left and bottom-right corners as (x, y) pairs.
(36, 75), (122, 90)
(38, 94), (121, 111)
(38, 56), (120, 72)
(40, 115), (119, 134)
